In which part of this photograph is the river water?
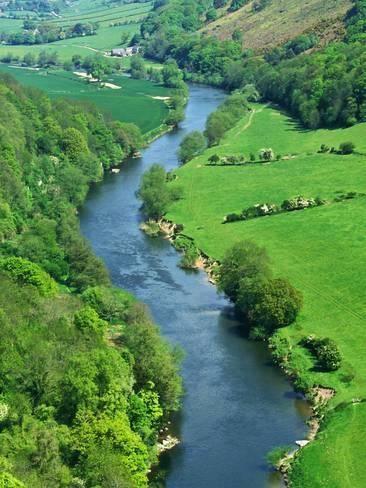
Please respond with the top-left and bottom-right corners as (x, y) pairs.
(79, 85), (309, 487)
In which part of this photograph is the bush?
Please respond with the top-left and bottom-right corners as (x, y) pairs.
(74, 306), (108, 335)
(266, 445), (292, 468)
(82, 285), (134, 322)
(339, 141), (355, 154)
(259, 148), (274, 161)
(316, 338), (342, 371)
(0, 257), (57, 296)
(301, 336), (342, 371)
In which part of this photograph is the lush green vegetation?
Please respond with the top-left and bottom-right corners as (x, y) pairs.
(0, 65), (169, 133)
(0, 73), (182, 486)
(290, 402), (366, 487)
(0, 1), (152, 55)
(165, 102), (366, 485)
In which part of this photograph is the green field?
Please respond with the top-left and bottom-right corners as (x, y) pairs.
(290, 402), (366, 487)
(0, 1), (152, 60)
(0, 65), (169, 133)
(167, 104), (366, 485)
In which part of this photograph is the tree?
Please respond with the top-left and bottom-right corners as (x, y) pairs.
(259, 148), (275, 161)
(162, 59), (183, 88)
(130, 56), (146, 79)
(178, 131), (207, 163)
(205, 110), (233, 146)
(217, 240), (272, 302)
(339, 141), (355, 154)
(23, 52), (35, 66)
(240, 277), (303, 333)
(138, 164), (172, 220)
(232, 29), (243, 43)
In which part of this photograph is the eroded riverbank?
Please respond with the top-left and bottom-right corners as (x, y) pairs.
(80, 84), (310, 487)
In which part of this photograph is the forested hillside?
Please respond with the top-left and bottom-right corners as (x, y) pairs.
(139, 0), (366, 129)
(0, 73), (181, 486)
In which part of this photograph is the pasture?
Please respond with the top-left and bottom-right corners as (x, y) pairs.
(167, 103), (366, 485)
(0, 1), (152, 59)
(0, 65), (169, 133)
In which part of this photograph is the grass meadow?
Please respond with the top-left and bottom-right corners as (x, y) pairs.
(167, 104), (366, 485)
(0, 65), (169, 133)
(0, 1), (152, 60)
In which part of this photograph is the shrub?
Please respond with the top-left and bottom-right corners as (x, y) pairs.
(73, 306), (108, 335)
(301, 336), (342, 371)
(339, 141), (355, 154)
(208, 154), (220, 164)
(82, 285), (134, 322)
(259, 148), (274, 161)
(224, 213), (242, 223)
(0, 257), (57, 296)
(266, 445), (292, 468)
(316, 338), (342, 371)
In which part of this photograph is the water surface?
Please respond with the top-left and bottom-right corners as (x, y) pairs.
(80, 85), (309, 487)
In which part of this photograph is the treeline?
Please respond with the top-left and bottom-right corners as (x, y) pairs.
(0, 74), (181, 486)
(0, 20), (98, 46)
(139, 0), (366, 129)
(178, 90), (250, 164)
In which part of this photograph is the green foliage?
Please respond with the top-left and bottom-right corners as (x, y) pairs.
(178, 131), (207, 163)
(0, 257), (57, 296)
(302, 336), (342, 371)
(130, 56), (147, 80)
(205, 92), (249, 145)
(217, 240), (271, 302)
(339, 141), (356, 154)
(73, 306), (108, 335)
(0, 72), (182, 486)
(266, 445), (292, 468)
(239, 277), (303, 333)
(138, 164), (181, 220)
(81, 285), (135, 323)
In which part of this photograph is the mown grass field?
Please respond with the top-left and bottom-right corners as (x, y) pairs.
(0, 65), (169, 133)
(167, 104), (366, 484)
(202, 0), (351, 50)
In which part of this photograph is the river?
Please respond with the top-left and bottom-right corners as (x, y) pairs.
(79, 85), (309, 487)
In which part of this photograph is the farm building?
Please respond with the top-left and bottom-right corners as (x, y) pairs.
(111, 46), (140, 57)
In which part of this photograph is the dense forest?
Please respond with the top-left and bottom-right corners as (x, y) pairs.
(0, 73), (181, 487)
(140, 0), (366, 129)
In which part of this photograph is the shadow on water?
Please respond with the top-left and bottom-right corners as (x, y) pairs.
(80, 85), (310, 488)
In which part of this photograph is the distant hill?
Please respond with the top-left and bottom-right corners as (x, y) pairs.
(201, 0), (352, 51)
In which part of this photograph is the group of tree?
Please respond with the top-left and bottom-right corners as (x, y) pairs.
(138, 0), (366, 129)
(0, 71), (182, 485)
(138, 164), (182, 220)
(218, 241), (303, 337)
(0, 21), (98, 46)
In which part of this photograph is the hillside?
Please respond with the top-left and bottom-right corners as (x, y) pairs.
(201, 0), (352, 50)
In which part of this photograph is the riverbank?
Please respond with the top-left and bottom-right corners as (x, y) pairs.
(80, 83), (308, 487)
(163, 100), (366, 486)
